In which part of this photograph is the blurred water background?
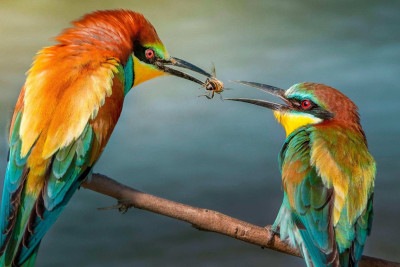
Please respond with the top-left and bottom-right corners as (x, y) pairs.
(0, 0), (399, 266)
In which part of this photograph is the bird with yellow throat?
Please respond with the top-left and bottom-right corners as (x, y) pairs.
(0, 10), (220, 267)
(228, 81), (375, 267)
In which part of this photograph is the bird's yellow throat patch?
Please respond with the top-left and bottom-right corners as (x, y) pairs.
(274, 111), (322, 136)
(133, 56), (166, 86)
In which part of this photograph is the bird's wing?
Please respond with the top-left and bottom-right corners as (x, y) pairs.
(280, 125), (375, 266)
(280, 128), (339, 266)
(0, 90), (29, 259)
(0, 49), (125, 266)
(309, 125), (375, 264)
(17, 124), (95, 264)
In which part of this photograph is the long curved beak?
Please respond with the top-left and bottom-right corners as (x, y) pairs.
(225, 81), (289, 111)
(155, 57), (212, 86)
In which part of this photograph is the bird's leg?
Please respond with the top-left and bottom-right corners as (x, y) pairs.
(265, 225), (280, 245)
(97, 199), (132, 214)
(270, 224), (280, 235)
(117, 200), (132, 213)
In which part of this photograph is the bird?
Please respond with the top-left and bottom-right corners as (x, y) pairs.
(227, 81), (376, 267)
(0, 9), (215, 267)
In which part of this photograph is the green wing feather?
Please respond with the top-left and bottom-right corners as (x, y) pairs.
(45, 125), (94, 209)
(275, 125), (375, 267)
(1, 53), (127, 267)
(1, 120), (96, 266)
(277, 128), (339, 267)
(0, 113), (28, 254)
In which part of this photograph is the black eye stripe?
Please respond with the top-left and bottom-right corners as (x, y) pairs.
(290, 98), (316, 109)
(288, 97), (333, 120)
(133, 41), (156, 64)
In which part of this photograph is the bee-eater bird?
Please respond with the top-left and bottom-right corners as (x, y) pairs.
(228, 81), (376, 267)
(0, 9), (215, 267)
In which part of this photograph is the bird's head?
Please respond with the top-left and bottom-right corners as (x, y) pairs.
(227, 81), (361, 137)
(128, 13), (212, 88)
(57, 10), (212, 93)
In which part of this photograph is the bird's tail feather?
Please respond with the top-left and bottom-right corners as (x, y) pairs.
(20, 246), (39, 267)
(0, 177), (83, 266)
(298, 228), (339, 267)
(0, 192), (37, 267)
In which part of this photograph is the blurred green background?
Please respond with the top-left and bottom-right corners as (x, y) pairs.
(0, 0), (399, 266)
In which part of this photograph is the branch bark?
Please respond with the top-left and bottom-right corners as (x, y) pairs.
(82, 173), (400, 267)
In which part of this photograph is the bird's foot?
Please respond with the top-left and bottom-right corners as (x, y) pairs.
(265, 225), (280, 246)
(269, 225), (280, 236)
(97, 200), (132, 214)
(117, 200), (132, 214)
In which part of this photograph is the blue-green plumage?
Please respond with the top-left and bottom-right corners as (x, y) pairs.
(123, 55), (134, 95)
(274, 127), (338, 266)
(18, 170), (89, 265)
(276, 124), (374, 267)
(46, 125), (93, 210)
(1, 116), (96, 266)
(1, 113), (27, 251)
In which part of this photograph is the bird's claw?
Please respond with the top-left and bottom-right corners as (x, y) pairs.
(117, 201), (132, 214)
(265, 225), (280, 245)
(97, 200), (132, 214)
(270, 225), (280, 236)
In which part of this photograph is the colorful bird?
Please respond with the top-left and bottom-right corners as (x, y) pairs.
(0, 10), (215, 267)
(228, 81), (376, 267)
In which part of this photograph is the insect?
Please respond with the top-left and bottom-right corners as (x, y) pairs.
(200, 64), (224, 99)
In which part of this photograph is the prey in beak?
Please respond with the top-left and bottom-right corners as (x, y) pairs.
(155, 58), (224, 98)
(155, 57), (212, 86)
(131, 45), (223, 94)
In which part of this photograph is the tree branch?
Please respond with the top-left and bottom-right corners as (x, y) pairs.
(82, 173), (399, 267)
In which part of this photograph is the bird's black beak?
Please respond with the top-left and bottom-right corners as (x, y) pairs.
(155, 57), (212, 86)
(225, 81), (289, 110)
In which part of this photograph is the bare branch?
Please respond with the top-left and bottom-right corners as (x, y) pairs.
(82, 173), (400, 267)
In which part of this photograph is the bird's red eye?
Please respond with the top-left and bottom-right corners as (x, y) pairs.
(145, 49), (155, 60)
(301, 99), (312, 110)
